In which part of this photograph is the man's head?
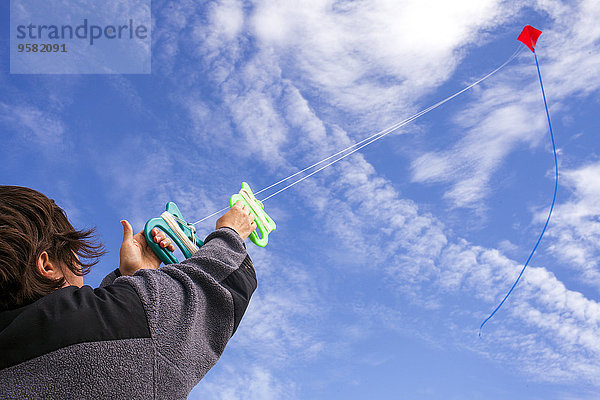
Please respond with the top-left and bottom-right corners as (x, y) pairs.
(0, 186), (105, 311)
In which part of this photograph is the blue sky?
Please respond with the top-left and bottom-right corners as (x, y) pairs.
(2, 0), (600, 399)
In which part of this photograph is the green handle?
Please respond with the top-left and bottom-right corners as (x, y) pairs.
(230, 182), (276, 247)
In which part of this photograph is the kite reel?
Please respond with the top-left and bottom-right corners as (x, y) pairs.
(230, 182), (276, 248)
(144, 182), (276, 265)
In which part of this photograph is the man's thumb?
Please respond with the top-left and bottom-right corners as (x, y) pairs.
(121, 220), (134, 242)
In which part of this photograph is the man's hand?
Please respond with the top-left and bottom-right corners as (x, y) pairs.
(119, 220), (175, 276)
(216, 202), (257, 241)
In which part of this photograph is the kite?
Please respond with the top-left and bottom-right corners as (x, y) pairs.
(517, 25), (542, 53)
(479, 25), (558, 335)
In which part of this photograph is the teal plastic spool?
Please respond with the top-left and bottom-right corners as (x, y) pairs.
(144, 202), (204, 265)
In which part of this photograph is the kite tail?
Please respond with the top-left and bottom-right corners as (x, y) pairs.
(479, 49), (558, 337)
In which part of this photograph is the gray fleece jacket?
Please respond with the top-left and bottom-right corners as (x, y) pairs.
(0, 227), (257, 400)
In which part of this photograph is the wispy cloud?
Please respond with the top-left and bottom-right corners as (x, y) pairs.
(187, 250), (322, 400)
(540, 161), (600, 290)
(245, 0), (521, 142)
(190, 364), (297, 400)
(411, 78), (549, 209)
(410, 0), (600, 210)
(0, 102), (65, 146)
(229, 250), (327, 365)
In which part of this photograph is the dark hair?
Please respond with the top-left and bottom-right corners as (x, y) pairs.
(0, 186), (106, 310)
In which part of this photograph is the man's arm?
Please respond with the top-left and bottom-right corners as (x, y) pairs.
(119, 228), (256, 390)
(99, 203), (257, 394)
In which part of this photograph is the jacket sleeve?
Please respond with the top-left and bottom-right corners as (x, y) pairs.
(102, 227), (257, 387)
(99, 268), (121, 288)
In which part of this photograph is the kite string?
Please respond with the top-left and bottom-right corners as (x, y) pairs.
(254, 46), (524, 199)
(192, 46), (524, 225)
(478, 49), (558, 336)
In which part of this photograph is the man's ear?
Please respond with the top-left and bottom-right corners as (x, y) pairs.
(37, 251), (63, 280)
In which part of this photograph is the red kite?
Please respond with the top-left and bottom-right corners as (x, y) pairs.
(518, 25), (542, 53)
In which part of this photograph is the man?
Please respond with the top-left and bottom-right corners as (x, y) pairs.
(0, 185), (257, 399)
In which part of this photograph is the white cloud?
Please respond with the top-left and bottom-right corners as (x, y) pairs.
(190, 364), (297, 400)
(540, 161), (600, 290)
(227, 249), (327, 364)
(187, 250), (323, 399)
(412, 82), (549, 208)
(410, 0), (600, 210)
(286, 161), (600, 383)
(0, 102), (65, 146)
(249, 0), (511, 129)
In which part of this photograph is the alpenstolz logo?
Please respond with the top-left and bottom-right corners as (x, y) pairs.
(10, 0), (151, 74)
